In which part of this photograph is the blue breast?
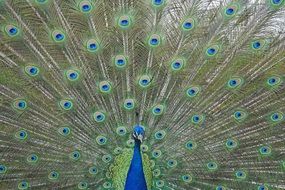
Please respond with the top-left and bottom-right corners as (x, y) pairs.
(125, 140), (148, 190)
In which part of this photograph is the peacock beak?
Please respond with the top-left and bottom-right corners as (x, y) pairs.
(138, 134), (143, 143)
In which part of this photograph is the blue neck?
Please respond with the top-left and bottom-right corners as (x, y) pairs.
(125, 140), (148, 190)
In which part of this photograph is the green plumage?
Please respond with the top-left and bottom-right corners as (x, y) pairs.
(0, 0), (285, 189)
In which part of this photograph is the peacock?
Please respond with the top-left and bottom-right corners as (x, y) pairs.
(0, 0), (285, 189)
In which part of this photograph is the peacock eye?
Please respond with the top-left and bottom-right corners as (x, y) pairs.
(154, 130), (166, 140)
(114, 55), (127, 68)
(191, 114), (204, 125)
(207, 48), (217, 56)
(193, 116), (199, 121)
(139, 75), (152, 88)
(152, 0), (165, 7)
(96, 135), (107, 145)
(141, 145), (149, 152)
(18, 181), (29, 190)
(153, 168), (161, 177)
(25, 66), (39, 76)
(79, 0), (93, 13)
(59, 100), (73, 110)
(223, 3), (239, 18)
(99, 81), (112, 93)
(56, 34), (63, 40)
(59, 127), (71, 136)
(259, 146), (271, 155)
(258, 185), (268, 190)
(186, 86), (200, 98)
(270, 112), (283, 122)
(123, 98), (135, 110)
(15, 130), (28, 140)
(29, 68), (36, 74)
(251, 40), (265, 50)
(117, 59), (124, 65)
(116, 126), (127, 136)
(114, 147), (123, 154)
(185, 140), (197, 151)
(142, 79), (148, 84)
(148, 34), (161, 47)
(86, 39), (99, 52)
(35, 0), (48, 4)
(207, 162), (218, 170)
(89, 166), (98, 174)
(182, 18), (195, 31)
(121, 20), (128, 26)
(155, 180), (164, 187)
(52, 30), (65, 42)
(269, 77), (276, 84)
(182, 174), (192, 183)
(5, 25), (20, 37)
(152, 150), (162, 158)
(82, 5), (90, 11)
(48, 171), (59, 180)
(208, 48), (216, 55)
(93, 111), (106, 123)
(127, 139), (135, 147)
(66, 70), (80, 81)
(225, 7), (235, 16)
(13, 99), (27, 111)
(226, 8), (234, 15)
(271, 0), (283, 5)
(154, 0), (162, 4)
(206, 45), (220, 57)
(0, 165), (7, 174)
(267, 76), (282, 87)
(183, 22), (192, 28)
(70, 151), (81, 161)
(233, 110), (247, 123)
(173, 62), (180, 68)
(118, 15), (131, 28)
(102, 85), (108, 90)
(253, 41), (261, 49)
(227, 77), (243, 88)
(235, 111), (241, 117)
(216, 185), (225, 190)
(226, 139), (237, 149)
(89, 43), (97, 50)
(171, 58), (184, 71)
(235, 170), (246, 179)
(69, 74), (78, 81)
(102, 154), (112, 163)
(152, 105), (164, 116)
(78, 182), (88, 189)
(167, 159), (177, 168)
(27, 154), (39, 163)
(103, 182), (112, 188)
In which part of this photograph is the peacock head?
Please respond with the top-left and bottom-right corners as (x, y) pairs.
(132, 125), (145, 143)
